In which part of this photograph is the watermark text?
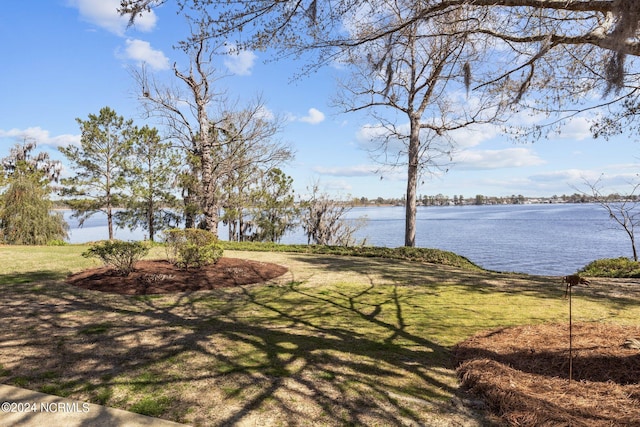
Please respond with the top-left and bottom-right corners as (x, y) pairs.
(2, 401), (90, 413)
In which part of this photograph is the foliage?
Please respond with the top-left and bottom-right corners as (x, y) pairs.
(300, 183), (366, 246)
(219, 127), (260, 242)
(0, 142), (68, 245)
(2, 140), (62, 183)
(579, 257), (640, 278)
(59, 106), (135, 240)
(82, 240), (150, 276)
(221, 149), (294, 243)
(164, 228), (223, 269)
(116, 125), (181, 241)
(0, 173), (69, 245)
(131, 30), (290, 235)
(220, 240), (482, 271)
(250, 168), (298, 242)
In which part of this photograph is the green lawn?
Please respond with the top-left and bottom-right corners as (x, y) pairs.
(1, 245), (638, 426)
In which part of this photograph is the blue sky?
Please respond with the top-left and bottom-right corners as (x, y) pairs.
(1, 0), (639, 200)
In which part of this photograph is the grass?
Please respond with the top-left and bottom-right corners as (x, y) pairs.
(129, 395), (171, 417)
(1, 244), (639, 425)
(579, 256), (640, 277)
(220, 240), (483, 270)
(78, 323), (113, 335)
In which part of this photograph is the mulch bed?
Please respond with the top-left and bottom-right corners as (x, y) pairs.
(454, 323), (640, 426)
(66, 258), (288, 295)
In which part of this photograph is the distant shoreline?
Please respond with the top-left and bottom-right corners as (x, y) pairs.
(54, 200), (603, 212)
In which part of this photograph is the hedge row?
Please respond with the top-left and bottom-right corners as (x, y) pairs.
(220, 241), (482, 271)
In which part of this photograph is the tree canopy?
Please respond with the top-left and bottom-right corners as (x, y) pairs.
(120, 0), (640, 136)
(116, 125), (181, 241)
(133, 32), (291, 233)
(60, 106), (135, 240)
(0, 142), (68, 245)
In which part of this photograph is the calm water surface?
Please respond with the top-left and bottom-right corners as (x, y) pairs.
(65, 204), (632, 276)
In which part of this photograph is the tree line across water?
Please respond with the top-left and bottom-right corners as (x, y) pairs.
(351, 194), (640, 207)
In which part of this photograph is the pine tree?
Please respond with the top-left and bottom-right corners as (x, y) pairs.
(116, 125), (181, 241)
(60, 107), (134, 240)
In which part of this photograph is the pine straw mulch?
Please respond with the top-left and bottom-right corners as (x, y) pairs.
(65, 257), (289, 295)
(454, 323), (640, 426)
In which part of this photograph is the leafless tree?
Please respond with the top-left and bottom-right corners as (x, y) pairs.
(132, 34), (225, 230)
(121, 0), (640, 138)
(582, 175), (640, 261)
(335, 1), (504, 246)
(218, 99), (293, 241)
(120, 1), (640, 57)
(132, 33), (290, 234)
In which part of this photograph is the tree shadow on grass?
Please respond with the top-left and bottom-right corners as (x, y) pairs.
(287, 254), (640, 312)
(0, 268), (489, 426)
(0, 270), (68, 286)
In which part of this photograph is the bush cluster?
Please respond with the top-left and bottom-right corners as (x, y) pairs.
(579, 257), (640, 278)
(164, 228), (223, 269)
(82, 240), (149, 276)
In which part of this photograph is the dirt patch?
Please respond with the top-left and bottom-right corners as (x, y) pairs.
(65, 257), (288, 295)
(454, 323), (640, 426)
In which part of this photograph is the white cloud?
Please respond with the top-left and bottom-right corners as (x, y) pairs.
(69, 0), (157, 36)
(355, 123), (397, 143)
(299, 108), (326, 125)
(123, 38), (169, 70)
(546, 116), (593, 141)
(0, 127), (80, 148)
(312, 165), (377, 177)
(528, 169), (597, 183)
(455, 147), (545, 170)
(255, 105), (275, 121)
(356, 121), (496, 150)
(223, 44), (257, 76)
(448, 125), (500, 149)
(324, 180), (353, 193)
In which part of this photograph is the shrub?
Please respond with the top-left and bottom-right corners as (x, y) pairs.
(579, 257), (640, 278)
(82, 240), (149, 276)
(164, 228), (223, 269)
(47, 239), (67, 246)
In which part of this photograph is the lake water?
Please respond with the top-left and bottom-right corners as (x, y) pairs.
(64, 203), (633, 276)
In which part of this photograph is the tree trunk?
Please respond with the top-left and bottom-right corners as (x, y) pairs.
(201, 176), (219, 234)
(147, 156), (155, 242)
(148, 198), (155, 242)
(107, 207), (114, 240)
(199, 125), (220, 236)
(199, 109), (214, 233)
(405, 118), (420, 247)
(183, 184), (197, 229)
(106, 160), (114, 240)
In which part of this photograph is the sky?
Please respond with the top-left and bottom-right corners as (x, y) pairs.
(1, 0), (640, 200)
